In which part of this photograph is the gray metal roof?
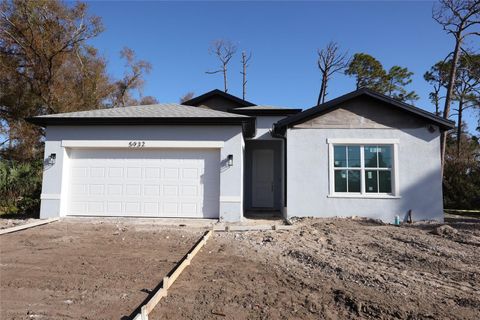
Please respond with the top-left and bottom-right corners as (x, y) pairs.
(35, 103), (249, 119)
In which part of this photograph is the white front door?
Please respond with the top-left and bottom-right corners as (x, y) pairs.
(252, 149), (274, 208)
(65, 148), (220, 218)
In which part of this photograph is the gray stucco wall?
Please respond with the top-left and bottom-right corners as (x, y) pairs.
(193, 96), (243, 112)
(286, 126), (444, 223)
(253, 115), (286, 140)
(40, 125), (244, 221)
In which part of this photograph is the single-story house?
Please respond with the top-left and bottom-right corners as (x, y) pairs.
(28, 88), (454, 223)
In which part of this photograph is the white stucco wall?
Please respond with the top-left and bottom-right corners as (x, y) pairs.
(40, 125), (244, 221)
(286, 127), (444, 223)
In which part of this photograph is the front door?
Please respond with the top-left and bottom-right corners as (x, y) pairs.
(252, 149), (274, 208)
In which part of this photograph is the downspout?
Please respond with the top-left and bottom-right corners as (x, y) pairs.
(271, 123), (288, 215)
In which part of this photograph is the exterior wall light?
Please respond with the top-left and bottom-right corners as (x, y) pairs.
(48, 153), (56, 165)
(227, 154), (233, 167)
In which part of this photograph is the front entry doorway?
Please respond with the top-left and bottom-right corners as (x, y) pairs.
(252, 149), (274, 207)
(244, 139), (284, 216)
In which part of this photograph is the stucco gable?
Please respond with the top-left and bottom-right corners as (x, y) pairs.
(194, 95), (247, 112)
(294, 96), (426, 130)
(274, 88), (455, 134)
(182, 89), (255, 112)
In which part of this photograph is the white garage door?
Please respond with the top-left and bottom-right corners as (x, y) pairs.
(66, 148), (220, 218)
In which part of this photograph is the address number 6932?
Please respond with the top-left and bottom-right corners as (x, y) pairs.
(128, 141), (145, 148)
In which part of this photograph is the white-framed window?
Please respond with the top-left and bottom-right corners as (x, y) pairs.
(327, 139), (400, 198)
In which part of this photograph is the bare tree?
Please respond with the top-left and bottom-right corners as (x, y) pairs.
(179, 92), (195, 104)
(111, 47), (152, 107)
(316, 42), (349, 105)
(206, 40), (237, 93)
(139, 96), (158, 105)
(432, 0), (480, 172)
(240, 51), (252, 100)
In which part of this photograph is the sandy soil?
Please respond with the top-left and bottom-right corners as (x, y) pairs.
(153, 216), (480, 320)
(0, 219), (202, 320)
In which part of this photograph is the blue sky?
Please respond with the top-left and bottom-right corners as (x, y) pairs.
(85, 1), (479, 132)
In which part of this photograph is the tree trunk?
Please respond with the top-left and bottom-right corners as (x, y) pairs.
(456, 99), (463, 157)
(242, 58), (246, 100)
(223, 64), (228, 93)
(317, 73), (328, 105)
(8, 120), (13, 155)
(440, 34), (462, 176)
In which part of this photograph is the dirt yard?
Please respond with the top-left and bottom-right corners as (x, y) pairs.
(0, 219), (202, 319)
(0, 218), (37, 230)
(153, 216), (480, 320)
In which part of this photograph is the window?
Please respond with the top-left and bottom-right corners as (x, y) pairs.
(333, 146), (361, 193)
(329, 140), (398, 197)
(364, 145), (392, 193)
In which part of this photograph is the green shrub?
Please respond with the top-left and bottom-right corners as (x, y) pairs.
(443, 136), (480, 210)
(0, 159), (43, 216)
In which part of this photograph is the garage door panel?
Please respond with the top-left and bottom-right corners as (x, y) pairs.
(107, 184), (123, 195)
(144, 185), (160, 196)
(107, 202), (122, 213)
(66, 148), (219, 218)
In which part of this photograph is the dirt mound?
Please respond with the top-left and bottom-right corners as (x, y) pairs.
(153, 216), (480, 320)
(432, 224), (458, 237)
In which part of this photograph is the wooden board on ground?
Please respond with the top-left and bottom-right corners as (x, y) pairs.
(0, 218), (59, 235)
(133, 230), (213, 320)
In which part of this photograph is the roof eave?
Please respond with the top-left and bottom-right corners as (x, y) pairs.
(26, 116), (257, 138)
(229, 109), (302, 116)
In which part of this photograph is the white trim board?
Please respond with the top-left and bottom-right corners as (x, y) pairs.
(220, 196), (242, 203)
(61, 140), (225, 149)
(326, 138), (400, 144)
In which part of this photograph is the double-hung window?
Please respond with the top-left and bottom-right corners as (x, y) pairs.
(329, 139), (399, 197)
